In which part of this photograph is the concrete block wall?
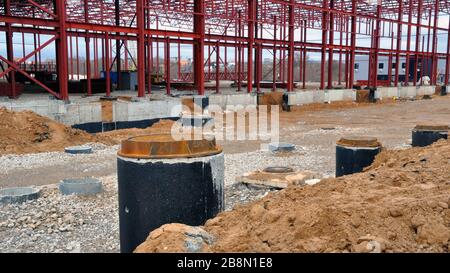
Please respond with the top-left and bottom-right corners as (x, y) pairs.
(417, 86), (435, 96)
(375, 87), (398, 99)
(287, 90), (322, 105)
(324, 89), (355, 102)
(376, 85), (436, 99)
(54, 102), (102, 125)
(1, 99), (181, 126)
(288, 89), (354, 105)
(124, 100), (181, 122)
(209, 93), (257, 108)
(399, 86), (417, 98)
(1, 84), (444, 127)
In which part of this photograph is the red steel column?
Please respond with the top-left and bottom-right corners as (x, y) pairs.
(404, 0), (413, 86)
(338, 14), (343, 86)
(431, 0), (439, 85)
(273, 16), (277, 91)
(178, 43), (181, 80)
(137, 0), (145, 97)
(55, 0), (69, 100)
(193, 0), (205, 95)
(86, 37), (92, 96)
(148, 36), (153, 94)
(84, 0), (91, 96)
(445, 15), (450, 85)
(247, 0), (255, 93)
(388, 31), (394, 86)
(287, 0), (295, 92)
(105, 33), (111, 97)
(373, 5), (382, 87)
(348, 0), (357, 89)
(4, 0), (16, 98)
(303, 20), (307, 89)
(299, 21), (303, 84)
(320, 0), (329, 90)
(216, 42), (220, 93)
(237, 10), (242, 92)
(345, 18), (350, 88)
(327, 0), (334, 89)
(165, 37), (171, 95)
(254, 1), (261, 93)
(147, 6), (152, 94)
(394, 0), (403, 87)
(414, 0), (422, 86)
(115, 0), (122, 90)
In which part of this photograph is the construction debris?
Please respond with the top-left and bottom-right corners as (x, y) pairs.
(135, 139), (450, 253)
(236, 167), (320, 189)
(0, 108), (113, 155)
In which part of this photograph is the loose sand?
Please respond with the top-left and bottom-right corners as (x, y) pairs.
(136, 139), (450, 253)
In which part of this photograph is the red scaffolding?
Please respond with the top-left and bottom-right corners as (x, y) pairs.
(0, 0), (450, 100)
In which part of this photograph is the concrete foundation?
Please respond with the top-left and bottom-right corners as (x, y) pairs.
(0, 86), (440, 128)
(209, 93), (257, 108)
(324, 89), (355, 102)
(376, 85), (437, 99)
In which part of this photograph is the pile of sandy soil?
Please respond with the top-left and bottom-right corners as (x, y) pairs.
(135, 139), (450, 253)
(98, 119), (175, 143)
(0, 107), (175, 155)
(0, 107), (115, 155)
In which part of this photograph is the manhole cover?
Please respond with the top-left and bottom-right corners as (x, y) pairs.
(268, 142), (296, 152)
(100, 96), (118, 101)
(65, 146), (93, 154)
(0, 187), (40, 205)
(263, 166), (294, 173)
(59, 178), (102, 196)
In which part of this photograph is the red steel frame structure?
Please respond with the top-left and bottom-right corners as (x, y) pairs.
(1, 0), (450, 101)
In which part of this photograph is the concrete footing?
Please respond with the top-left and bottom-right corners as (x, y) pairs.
(65, 146), (93, 154)
(0, 187), (40, 205)
(0, 85), (440, 128)
(287, 86), (438, 106)
(59, 178), (103, 196)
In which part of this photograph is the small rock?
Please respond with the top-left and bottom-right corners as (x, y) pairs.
(410, 215), (426, 229)
(366, 241), (382, 253)
(389, 208), (403, 217)
(438, 202), (448, 209)
(387, 231), (397, 241)
(350, 216), (361, 228)
(353, 242), (371, 253)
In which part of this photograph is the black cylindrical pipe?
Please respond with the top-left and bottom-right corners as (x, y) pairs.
(117, 136), (224, 253)
(441, 86), (447, 96)
(412, 125), (449, 147)
(282, 93), (291, 112)
(335, 137), (382, 177)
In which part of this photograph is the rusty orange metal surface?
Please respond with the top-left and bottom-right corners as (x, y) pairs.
(118, 134), (222, 159)
(414, 124), (450, 132)
(336, 136), (381, 148)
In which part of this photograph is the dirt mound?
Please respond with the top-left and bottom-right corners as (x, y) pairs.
(136, 139), (450, 253)
(0, 108), (178, 155)
(99, 119), (175, 143)
(0, 107), (115, 155)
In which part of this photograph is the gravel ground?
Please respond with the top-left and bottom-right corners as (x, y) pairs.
(0, 126), (403, 253)
(0, 176), (119, 253)
(3, 97), (446, 253)
(0, 143), (324, 253)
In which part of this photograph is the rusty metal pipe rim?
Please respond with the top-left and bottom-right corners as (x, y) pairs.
(118, 133), (222, 159)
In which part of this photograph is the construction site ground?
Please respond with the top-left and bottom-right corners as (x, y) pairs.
(0, 95), (449, 252)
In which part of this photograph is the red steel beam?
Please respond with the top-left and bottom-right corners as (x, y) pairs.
(287, 0), (295, 92)
(137, 0), (146, 97)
